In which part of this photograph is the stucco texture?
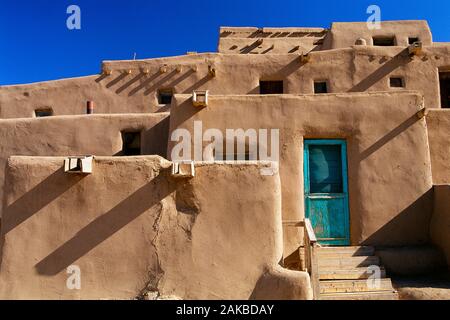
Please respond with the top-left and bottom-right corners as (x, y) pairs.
(431, 185), (450, 266)
(2, 25), (450, 120)
(168, 91), (433, 256)
(0, 156), (311, 300)
(0, 113), (169, 217)
(427, 110), (450, 184)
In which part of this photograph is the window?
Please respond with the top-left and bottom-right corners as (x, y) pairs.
(314, 81), (328, 94)
(158, 89), (173, 105)
(35, 108), (53, 117)
(308, 144), (343, 193)
(121, 131), (141, 156)
(260, 81), (283, 94)
(439, 72), (450, 108)
(373, 36), (395, 46)
(390, 77), (405, 88)
(408, 37), (420, 45)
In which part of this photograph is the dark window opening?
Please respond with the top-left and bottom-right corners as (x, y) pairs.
(35, 108), (53, 117)
(158, 89), (173, 105)
(390, 77), (405, 88)
(439, 72), (450, 108)
(308, 144), (343, 194)
(408, 37), (420, 45)
(314, 81), (328, 94)
(260, 81), (283, 94)
(121, 131), (141, 156)
(373, 36), (395, 46)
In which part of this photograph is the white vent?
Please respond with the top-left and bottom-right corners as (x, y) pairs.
(192, 90), (209, 108)
(64, 156), (93, 174)
(171, 161), (195, 179)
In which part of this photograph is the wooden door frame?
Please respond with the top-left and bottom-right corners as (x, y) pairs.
(304, 139), (350, 246)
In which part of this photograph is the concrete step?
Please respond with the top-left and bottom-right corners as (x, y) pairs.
(320, 279), (395, 294)
(317, 246), (375, 257)
(320, 291), (399, 300)
(319, 267), (386, 280)
(318, 256), (380, 269)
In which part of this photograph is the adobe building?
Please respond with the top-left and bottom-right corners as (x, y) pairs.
(0, 20), (449, 300)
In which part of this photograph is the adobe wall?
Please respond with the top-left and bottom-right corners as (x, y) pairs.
(0, 75), (157, 118)
(0, 156), (311, 300)
(430, 185), (450, 267)
(327, 20), (433, 49)
(102, 45), (450, 111)
(218, 27), (327, 54)
(2, 40), (450, 119)
(350, 45), (450, 108)
(426, 110), (450, 184)
(167, 92), (433, 256)
(0, 113), (169, 217)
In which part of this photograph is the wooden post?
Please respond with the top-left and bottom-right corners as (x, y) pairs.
(304, 218), (320, 300)
(310, 244), (320, 299)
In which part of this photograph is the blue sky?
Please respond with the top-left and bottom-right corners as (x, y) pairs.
(1, 0), (449, 85)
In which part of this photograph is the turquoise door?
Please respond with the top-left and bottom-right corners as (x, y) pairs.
(304, 140), (350, 246)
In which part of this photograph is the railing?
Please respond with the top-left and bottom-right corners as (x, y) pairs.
(303, 218), (320, 300)
(282, 218), (320, 300)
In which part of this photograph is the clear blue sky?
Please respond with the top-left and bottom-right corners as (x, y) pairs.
(1, 0), (449, 85)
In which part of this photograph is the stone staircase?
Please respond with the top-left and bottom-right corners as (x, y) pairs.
(316, 246), (399, 300)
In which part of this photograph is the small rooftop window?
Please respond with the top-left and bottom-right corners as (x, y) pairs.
(260, 81), (283, 94)
(439, 71), (450, 109)
(35, 108), (53, 117)
(314, 81), (328, 94)
(390, 77), (405, 88)
(373, 36), (395, 46)
(120, 131), (141, 156)
(158, 89), (173, 105)
(408, 37), (420, 45)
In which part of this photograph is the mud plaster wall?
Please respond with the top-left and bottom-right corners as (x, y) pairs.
(0, 114), (169, 217)
(0, 156), (311, 300)
(168, 92), (433, 256)
(2, 40), (450, 119)
(431, 185), (450, 266)
(327, 21), (433, 49)
(218, 27), (327, 54)
(426, 110), (450, 184)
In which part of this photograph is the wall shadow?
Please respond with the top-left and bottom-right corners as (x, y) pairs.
(2, 168), (85, 235)
(247, 57), (304, 94)
(260, 46), (274, 54)
(143, 70), (178, 96)
(182, 76), (211, 94)
(277, 57), (302, 77)
(142, 116), (170, 158)
(348, 49), (413, 92)
(170, 100), (204, 127)
(115, 73), (145, 94)
(165, 69), (195, 88)
(361, 188), (434, 246)
(240, 40), (263, 54)
(357, 112), (420, 162)
(128, 71), (162, 96)
(35, 170), (175, 276)
(106, 73), (128, 89)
